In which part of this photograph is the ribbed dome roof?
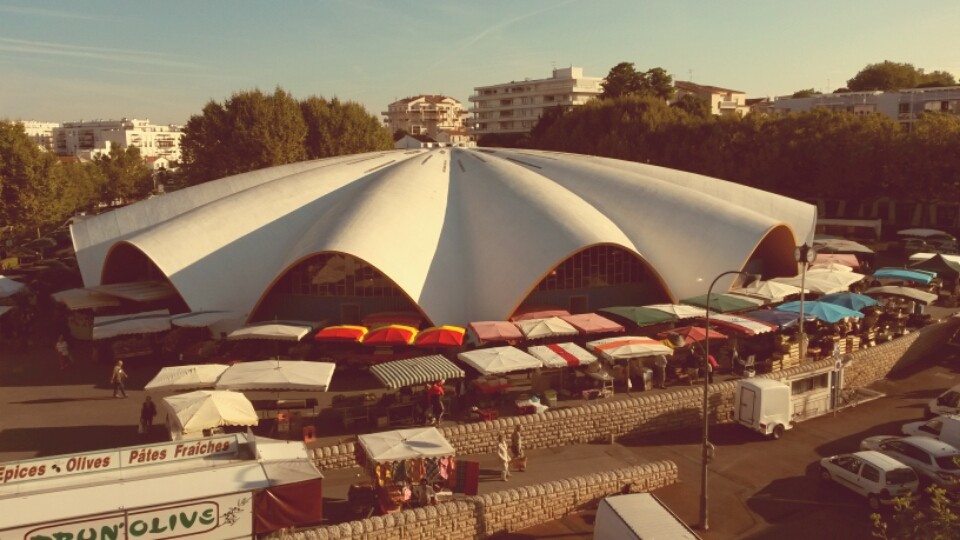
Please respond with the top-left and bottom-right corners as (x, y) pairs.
(72, 148), (815, 327)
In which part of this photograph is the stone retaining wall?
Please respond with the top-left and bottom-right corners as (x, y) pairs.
(269, 461), (678, 540)
(313, 319), (960, 471)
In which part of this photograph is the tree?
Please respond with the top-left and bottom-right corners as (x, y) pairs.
(642, 67), (675, 101)
(917, 70), (957, 88)
(300, 96), (392, 160)
(872, 486), (960, 539)
(846, 61), (955, 92)
(180, 87), (308, 185)
(529, 105), (566, 141)
(94, 146), (153, 202)
(600, 62), (644, 100)
(792, 89), (822, 98)
(671, 94), (711, 119)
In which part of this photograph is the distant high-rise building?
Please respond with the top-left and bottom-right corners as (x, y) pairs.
(18, 121), (61, 152)
(469, 66), (603, 138)
(53, 118), (183, 161)
(382, 95), (470, 144)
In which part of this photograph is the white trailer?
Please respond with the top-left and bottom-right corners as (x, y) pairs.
(734, 378), (794, 439)
(594, 492), (700, 540)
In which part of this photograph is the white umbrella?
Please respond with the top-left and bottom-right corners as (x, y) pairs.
(898, 228), (955, 239)
(808, 263), (854, 273)
(813, 238), (875, 254)
(864, 286), (938, 305)
(771, 271), (866, 295)
(227, 322), (314, 342)
(585, 337), (674, 361)
(527, 342), (598, 368)
(0, 276), (27, 298)
(457, 346), (542, 376)
(644, 304), (709, 320)
(728, 280), (805, 303)
(358, 427), (455, 463)
(514, 317), (578, 339)
(144, 364), (229, 391)
(215, 360), (336, 392)
(162, 390), (258, 435)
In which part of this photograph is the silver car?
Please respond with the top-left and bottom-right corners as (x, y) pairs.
(819, 451), (920, 510)
(860, 435), (960, 493)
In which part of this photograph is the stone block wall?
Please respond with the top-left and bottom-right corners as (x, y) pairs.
(312, 319), (960, 471)
(270, 461), (678, 540)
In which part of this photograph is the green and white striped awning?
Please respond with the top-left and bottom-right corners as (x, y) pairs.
(369, 355), (465, 389)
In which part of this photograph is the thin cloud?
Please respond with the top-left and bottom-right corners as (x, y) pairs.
(0, 4), (98, 20)
(0, 37), (203, 70)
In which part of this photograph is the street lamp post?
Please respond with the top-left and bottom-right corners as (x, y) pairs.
(794, 244), (817, 361)
(700, 270), (756, 531)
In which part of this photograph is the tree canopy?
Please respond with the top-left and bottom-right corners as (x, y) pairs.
(600, 62), (675, 100)
(847, 61), (957, 91)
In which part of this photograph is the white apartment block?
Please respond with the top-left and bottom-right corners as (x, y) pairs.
(673, 81), (749, 117)
(770, 86), (960, 130)
(469, 67), (603, 137)
(19, 121), (61, 152)
(53, 118), (183, 161)
(382, 95), (469, 142)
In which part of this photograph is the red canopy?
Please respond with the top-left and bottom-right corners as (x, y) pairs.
(658, 326), (727, 346)
(414, 326), (466, 348)
(362, 324), (418, 346)
(314, 325), (368, 343)
(361, 311), (423, 328)
(560, 313), (625, 334)
(469, 321), (523, 344)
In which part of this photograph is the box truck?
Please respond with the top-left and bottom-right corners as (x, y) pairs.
(734, 378), (794, 439)
(594, 492), (700, 539)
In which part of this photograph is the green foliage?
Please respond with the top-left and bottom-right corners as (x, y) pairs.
(94, 146), (153, 202)
(671, 94), (711, 119)
(792, 89), (822, 98)
(848, 61), (957, 91)
(871, 485), (960, 539)
(300, 97), (392, 160)
(601, 62), (675, 101)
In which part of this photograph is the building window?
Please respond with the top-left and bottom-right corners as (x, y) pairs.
(898, 103), (910, 114)
(535, 245), (650, 292)
(791, 373), (829, 395)
(279, 253), (402, 298)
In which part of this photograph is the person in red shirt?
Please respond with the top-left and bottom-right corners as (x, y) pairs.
(427, 379), (446, 424)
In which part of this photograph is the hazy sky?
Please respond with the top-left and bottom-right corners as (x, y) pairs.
(2, 0), (958, 125)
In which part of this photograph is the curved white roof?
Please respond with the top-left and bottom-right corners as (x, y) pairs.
(72, 149), (815, 327)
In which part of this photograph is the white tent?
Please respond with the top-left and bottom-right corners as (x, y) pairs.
(808, 263), (854, 273)
(92, 310), (171, 340)
(227, 322), (314, 342)
(586, 337), (674, 361)
(0, 276), (27, 298)
(457, 346), (542, 376)
(728, 280), (805, 303)
(215, 360), (336, 392)
(909, 252), (960, 265)
(144, 364), (229, 391)
(514, 317), (579, 339)
(50, 288), (121, 311)
(898, 228), (955, 239)
(771, 271), (866, 295)
(357, 427), (455, 464)
(645, 304), (709, 320)
(161, 390), (258, 440)
(527, 342), (597, 368)
(864, 286), (938, 305)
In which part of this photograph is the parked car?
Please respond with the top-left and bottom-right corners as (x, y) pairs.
(819, 451), (920, 510)
(925, 385), (960, 419)
(860, 436), (960, 494)
(902, 415), (960, 449)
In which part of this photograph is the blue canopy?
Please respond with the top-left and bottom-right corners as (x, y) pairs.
(818, 292), (879, 312)
(744, 309), (810, 329)
(872, 268), (933, 285)
(776, 301), (864, 323)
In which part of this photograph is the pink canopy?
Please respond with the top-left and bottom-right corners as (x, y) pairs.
(510, 307), (571, 321)
(560, 313), (625, 334)
(813, 253), (860, 268)
(469, 321), (524, 344)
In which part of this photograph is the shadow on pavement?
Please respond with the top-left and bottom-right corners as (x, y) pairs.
(12, 396), (119, 404)
(813, 418), (908, 458)
(0, 425), (145, 457)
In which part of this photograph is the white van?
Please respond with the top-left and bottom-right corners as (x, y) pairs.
(926, 384), (960, 418)
(594, 493), (700, 540)
(733, 379), (793, 439)
(902, 414), (960, 449)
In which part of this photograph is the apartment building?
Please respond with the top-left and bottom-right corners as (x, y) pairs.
(469, 66), (603, 137)
(53, 118), (183, 161)
(673, 81), (749, 117)
(382, 95), (469, 142)
(770, 86), (960, 130)
(19, 121), (61, 152)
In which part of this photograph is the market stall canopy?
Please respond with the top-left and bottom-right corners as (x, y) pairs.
(598, 306), (676, 328)
(227, 321), (317, 342)
(560, 313), (625, 334)
(645, 304), (710, 320)
(695, 313), (779, 335)
(361, 311), (423, 329)
(813, 239), (874, 255)
(771, 271), (866, 295)
(314, 324), (368, 343)
(657, 326), (727, 346)
(361, 324), (418, 346)
(457, 346), (542, 375)
(469, 321), (524, 344)
(510, 307), (571, 321)
(586, 337), (674, 361)
(161, 390), (258, 434)
(872, 268), (933, 285)
(910, 254), (960, 280)
(910, 252), (960, 265)
(358, 427), (455, 464)
(514, 316), (579, 339)
(897, 228), (956, 240)
(0, 276), (27, 298)
(818, 292), (879, 311)
(144, 364), (229, 391)
(414, 325), (466, 348)
(170, 311), (244, 329)
(776, 301), (864, 323)
(50, 287), (122, 311)
(369, 355), (465, 389)
(864, 286), (939, 305)
(680, 293), (764, 313)
(808, 262), (854, 273)
(92, 309), (171, 340)
(728, 280), (805, 303)
(90, 281), (178, 302)
(216, 360), (336, 392)
(742, 309), (809, 329)
(527, 342), (598, 368)
(812, 253), (861, 268)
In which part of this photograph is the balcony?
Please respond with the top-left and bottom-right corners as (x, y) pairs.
(717, 100), (740, 109)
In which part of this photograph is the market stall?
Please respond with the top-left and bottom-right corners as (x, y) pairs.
(144, 363), (229, 392)
(458, 346), (542, 406)
(527, 342), (598, 402)
(354, 427), (459, 514)
(586, 337), (674, 392)
(514, 316), (579, 340)
(368, 355), (466, 427)
(161, 390), (259, 441)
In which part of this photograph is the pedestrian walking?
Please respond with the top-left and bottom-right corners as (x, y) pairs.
(110, 360), (128, 398)
(139, 396), (157, 436)
(56, 335), (71, 371)
(497, 434), (511, 481)
(428, 379), (446, 425)
(653, 354), (668, 389)
(510, 425), (526, 472)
